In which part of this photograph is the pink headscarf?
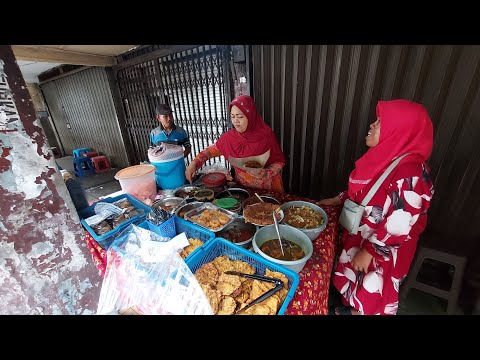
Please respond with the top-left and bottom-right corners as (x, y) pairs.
(348, 99), (434, 197)
(216, 95), (285, 166)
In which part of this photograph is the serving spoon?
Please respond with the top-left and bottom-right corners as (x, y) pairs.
(272, 210), (285, 257)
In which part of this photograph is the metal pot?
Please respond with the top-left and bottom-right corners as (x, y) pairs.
(216, 188), (250, 203)
(152, 196), (184, 214)
(217, 216), (257, 249)
(174, 185), (201, 201)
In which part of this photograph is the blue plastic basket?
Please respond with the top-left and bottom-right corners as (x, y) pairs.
(138, 216), (177, 238)
(185, 237), (300, 315)
(137, 215), (215, 261)
(79, 194), (152, 250)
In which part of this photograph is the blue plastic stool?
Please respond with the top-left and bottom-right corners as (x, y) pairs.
(73, 148), (91, 158)
(73, 157), (95, 177)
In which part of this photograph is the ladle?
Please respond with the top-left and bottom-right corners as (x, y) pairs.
(272, 210), (285, 257)
(225, 186), (234, 197)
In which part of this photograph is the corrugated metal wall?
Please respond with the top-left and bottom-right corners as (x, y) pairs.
(252, 45), (480, 257)
(41, 67), (129, 168)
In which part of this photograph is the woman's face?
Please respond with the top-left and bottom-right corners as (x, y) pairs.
(366, 117), (381, 147)
(231, 105), (248, 133)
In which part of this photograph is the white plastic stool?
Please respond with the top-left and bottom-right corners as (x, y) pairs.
(400, 246), (466, 314)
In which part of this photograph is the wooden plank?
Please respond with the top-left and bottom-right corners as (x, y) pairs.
(12, 45), (115, 66)
(113, 45), (199, 70)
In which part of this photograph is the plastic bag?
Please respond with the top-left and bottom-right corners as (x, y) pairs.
(96, 224), (213, 315)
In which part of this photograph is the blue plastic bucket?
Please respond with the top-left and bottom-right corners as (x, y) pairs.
(150, 157), (186, 189)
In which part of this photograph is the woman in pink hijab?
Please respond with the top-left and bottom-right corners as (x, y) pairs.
(319, 99), (435, 315)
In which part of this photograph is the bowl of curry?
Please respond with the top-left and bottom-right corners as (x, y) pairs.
(252, 224), (313, 273)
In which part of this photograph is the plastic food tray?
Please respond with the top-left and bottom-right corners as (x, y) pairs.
(185, 237), (300, 315)
(79, 193), (152, 250)
(184, 203), (238, 232)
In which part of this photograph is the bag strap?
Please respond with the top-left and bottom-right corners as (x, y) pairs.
(360, 153), (410, 206)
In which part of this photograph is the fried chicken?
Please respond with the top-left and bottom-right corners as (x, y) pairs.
(212, 255), (236, 274)
(232, 259), (255, 276)
(200, 284), (221, 314)
(217, 296), (237, 315)
(195, 262), (219, 287)
(179, 238), (204, 259)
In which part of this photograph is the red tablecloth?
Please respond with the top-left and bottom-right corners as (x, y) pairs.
(84, 189), (341, 315)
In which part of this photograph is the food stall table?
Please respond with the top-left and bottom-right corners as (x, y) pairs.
(84, 188), (341, 315)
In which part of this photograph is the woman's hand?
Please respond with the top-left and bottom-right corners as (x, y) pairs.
(317, 195), (342, 206)
(351, 248), (373, 273)
(185, 162), (197, 184)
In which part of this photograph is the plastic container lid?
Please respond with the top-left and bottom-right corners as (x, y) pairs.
(115, 164), (155, 180)
(148, 144), (184, 163)
(214, 198), (239, 209)
(202, 172), (227, 187)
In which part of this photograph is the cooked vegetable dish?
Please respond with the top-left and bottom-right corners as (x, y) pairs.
(283, 206), (324, 229)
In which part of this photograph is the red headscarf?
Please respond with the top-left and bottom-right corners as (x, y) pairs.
(216, 95), (286, 166)
(348, 99), (433, 197)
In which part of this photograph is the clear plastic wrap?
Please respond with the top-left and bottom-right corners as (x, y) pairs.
(96, 224), (213, 315)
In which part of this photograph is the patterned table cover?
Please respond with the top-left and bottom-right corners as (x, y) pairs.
(84, 188), (341, 315)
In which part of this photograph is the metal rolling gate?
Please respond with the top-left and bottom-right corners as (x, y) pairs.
(115, 45), (232, 167)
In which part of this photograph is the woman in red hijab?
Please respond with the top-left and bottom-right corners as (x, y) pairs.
(185, 95), (286, 192)
(319, 99), (435, 315)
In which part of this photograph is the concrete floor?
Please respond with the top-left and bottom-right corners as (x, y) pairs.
(327, 276), (465, 315)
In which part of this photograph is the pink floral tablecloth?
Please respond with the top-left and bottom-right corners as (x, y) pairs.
(84, 188), (341, 315)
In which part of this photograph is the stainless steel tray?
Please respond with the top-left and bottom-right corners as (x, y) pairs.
(184, 202), (238, 232)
